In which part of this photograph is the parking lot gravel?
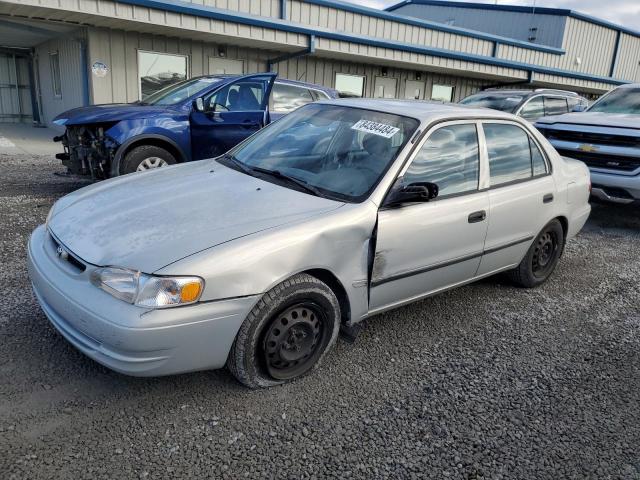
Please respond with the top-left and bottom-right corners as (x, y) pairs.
(1, 154), (639, 479)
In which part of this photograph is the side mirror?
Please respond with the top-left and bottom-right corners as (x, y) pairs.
(193, 97), (205, 112)
(384, 181), (439, 207)
(572, 104), (588, 113)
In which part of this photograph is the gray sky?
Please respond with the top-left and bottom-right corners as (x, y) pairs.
(348, 0), (640, 31)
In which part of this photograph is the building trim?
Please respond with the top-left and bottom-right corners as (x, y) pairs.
(610, 30), (622, 78)
(385, 0), (640, 42)
(299, 0), (565, 54)
(114, 0), (630, 87)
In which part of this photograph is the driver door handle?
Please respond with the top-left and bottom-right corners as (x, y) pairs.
(468, 210), (487, 223)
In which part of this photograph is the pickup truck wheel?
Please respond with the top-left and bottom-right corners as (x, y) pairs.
(120, 145), (176, 175)
(508, 219), (565, 288)
(227, 274), (341, 389)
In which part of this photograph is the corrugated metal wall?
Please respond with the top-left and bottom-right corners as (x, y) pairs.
(287, 0), (494, 57)
(34, 35), (85, 125)
(87, 26), (491, 105)
(180, 0), (280, 17)
(499, 18), (619, 79)
(0, 53), (32, 123)
(88, 28), (278, 103)
(390, 4), (567, 48)
(614, 33), (640, 81)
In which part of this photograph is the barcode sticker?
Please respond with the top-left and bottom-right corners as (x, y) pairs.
(351, 120), (400, 138)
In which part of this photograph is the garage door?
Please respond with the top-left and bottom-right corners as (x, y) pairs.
(0, 53), (33, 123)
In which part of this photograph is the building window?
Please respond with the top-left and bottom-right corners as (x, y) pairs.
(431, 84), (455, 102)
(138, 51), (188, 100)
(49, 52), (62, 97)
(335, 73), (365, 97)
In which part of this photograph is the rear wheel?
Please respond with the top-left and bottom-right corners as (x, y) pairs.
(508, 219), (565, 288)
(227, 274), (341, 388)
(120, 145), (176, 175)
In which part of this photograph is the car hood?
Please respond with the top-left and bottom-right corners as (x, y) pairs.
(48, 161), (344, 272)
(54, 103), (176, 126)
(536, 112), (640, 130)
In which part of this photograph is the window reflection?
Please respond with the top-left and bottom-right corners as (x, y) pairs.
(484, 124), (533, 185)
(404, 124), (479, 196)
(272, 83), (314, 113)
(138, 51), (188, 100)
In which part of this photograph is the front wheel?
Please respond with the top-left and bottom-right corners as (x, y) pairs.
(120, 145), (176, 175)
(508, 219), (565, 288)
(227, 274), (341, 388)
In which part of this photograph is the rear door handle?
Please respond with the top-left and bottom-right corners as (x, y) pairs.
(543, 193), (554, 204)
(468, 210), (486, 223)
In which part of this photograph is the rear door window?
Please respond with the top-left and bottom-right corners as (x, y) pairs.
(519, 97), (544, 121)
(544, 97), (569, 116)
(272, 83), (315, 113)
(484, 123), (532, 186)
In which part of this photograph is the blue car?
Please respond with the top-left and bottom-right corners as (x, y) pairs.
(53, 74), (338, 178)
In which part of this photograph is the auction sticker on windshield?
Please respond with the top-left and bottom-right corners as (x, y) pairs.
(351, 120), (400, 138)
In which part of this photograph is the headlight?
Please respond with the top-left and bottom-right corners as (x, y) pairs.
(90, 267), (203, 308)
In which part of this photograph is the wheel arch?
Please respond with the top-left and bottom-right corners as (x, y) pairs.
(302, 268), (352, 326)
(111, 134), (188, 177)
(555, 215), (568, 239)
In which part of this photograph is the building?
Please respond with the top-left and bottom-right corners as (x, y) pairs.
(0, 0), (638, 127)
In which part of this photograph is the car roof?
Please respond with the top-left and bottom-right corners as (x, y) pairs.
(316, 98), (520, 122)
(476, 89), (580, 97)
(193, 74), (338, 96)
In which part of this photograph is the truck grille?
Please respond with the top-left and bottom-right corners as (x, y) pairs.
(545, 129), (640, 148)
(556, 149), (640, 172)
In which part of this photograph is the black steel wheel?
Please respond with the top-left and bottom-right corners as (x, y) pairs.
(508, 219), (565, 288)
(227, 274), (341, 388)
(262, 302), (328, 380)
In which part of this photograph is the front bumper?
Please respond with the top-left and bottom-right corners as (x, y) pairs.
(27, 225), (258, 376)
(589, 170), (640, 204)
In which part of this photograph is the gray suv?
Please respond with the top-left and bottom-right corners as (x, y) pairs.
(536, 83), (640, 204)
(460, 89), (589, 122)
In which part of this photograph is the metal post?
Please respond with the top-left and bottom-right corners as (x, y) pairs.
(12, 53), (23, 120)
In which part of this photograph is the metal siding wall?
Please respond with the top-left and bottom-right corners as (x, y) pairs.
(288, 0), (494, 57)
(390, 4), (566, 48)
(35, 35), (85, 125)
(87, 27), (279, 103)
(614, 33), (640, 82)
(498, 18), (618, 78)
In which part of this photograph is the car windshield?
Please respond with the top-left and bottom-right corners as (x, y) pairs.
(460, 93), (524, 112)
(141, 77), (225, 105)
(222, 103), (420, 202)
(588, 88), (640, 114)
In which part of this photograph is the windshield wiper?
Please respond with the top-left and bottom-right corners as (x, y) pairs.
(221, 153), (254, 175)
(250, 166), (324, 198)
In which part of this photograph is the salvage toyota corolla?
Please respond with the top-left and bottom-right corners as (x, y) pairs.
(28, 99), (591, 388)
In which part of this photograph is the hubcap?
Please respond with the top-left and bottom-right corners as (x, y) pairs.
(136, 156), (168, 171)
(262, 303), (325, 380)
(532, 230), (558, 276)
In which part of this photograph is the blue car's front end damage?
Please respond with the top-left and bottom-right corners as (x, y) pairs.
(53, 104), (190, 178)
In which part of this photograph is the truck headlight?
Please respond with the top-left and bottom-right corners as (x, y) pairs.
(90, 267), (203, 308)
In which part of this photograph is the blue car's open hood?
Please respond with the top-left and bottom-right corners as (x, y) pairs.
(55, 103), (177, 126)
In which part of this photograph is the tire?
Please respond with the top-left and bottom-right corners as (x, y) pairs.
(227, 273), (341, 389)
(508, 219), (565, 288)
(120, 145), (176, 175)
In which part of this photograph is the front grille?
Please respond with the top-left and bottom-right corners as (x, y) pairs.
(556, 149), (640, 172)
(544, 129), (640, 148)
(48, 231), (86, 273)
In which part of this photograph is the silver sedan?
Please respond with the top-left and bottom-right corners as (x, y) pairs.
(28, 99), (591, 388)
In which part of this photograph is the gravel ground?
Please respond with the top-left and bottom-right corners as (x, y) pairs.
(1, 154), (639, 479)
